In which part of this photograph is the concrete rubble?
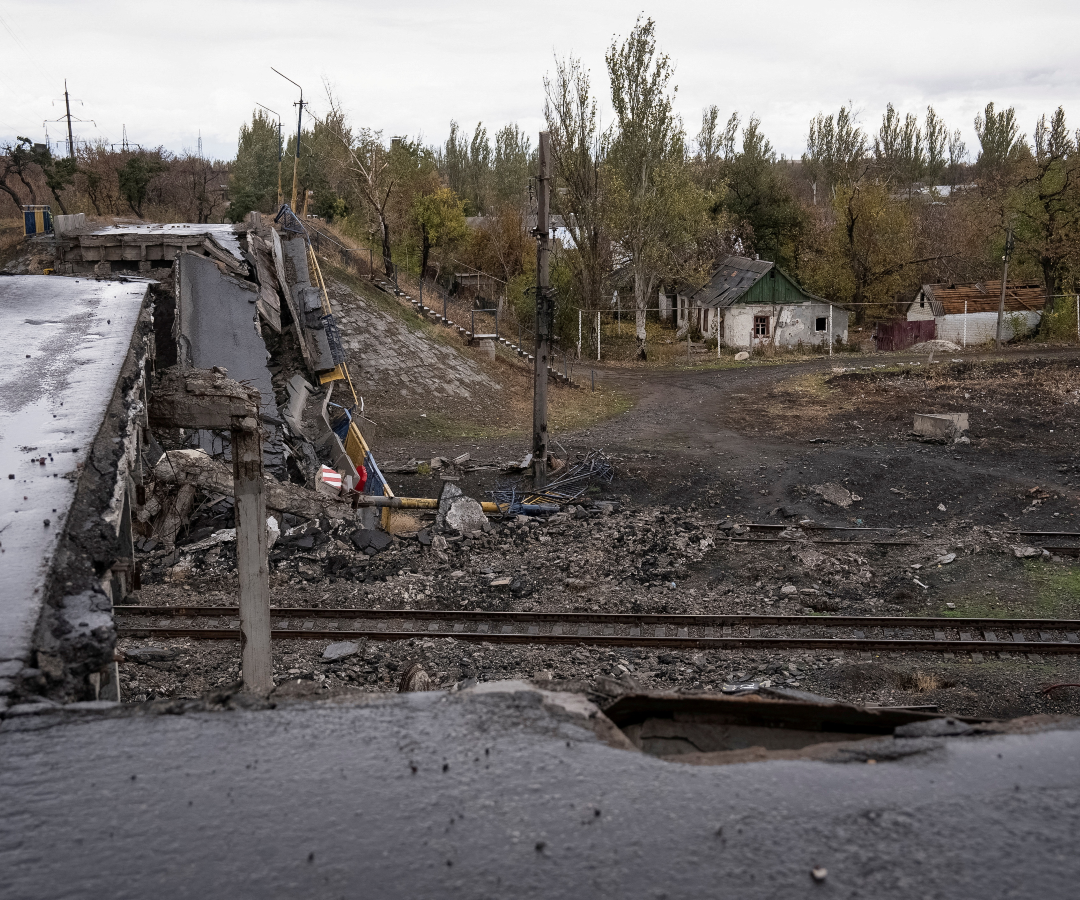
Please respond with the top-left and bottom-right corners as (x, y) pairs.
(0, 212), (421, 708)
(913, 412), (970, 442)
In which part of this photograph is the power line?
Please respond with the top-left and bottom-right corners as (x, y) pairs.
(0, 11), (30, 58)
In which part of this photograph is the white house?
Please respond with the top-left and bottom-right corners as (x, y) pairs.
(663, 256), (848, 350)
(906, 281), (1046, 345)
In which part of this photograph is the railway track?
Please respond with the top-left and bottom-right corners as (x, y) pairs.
(115, 606), (1080, 655)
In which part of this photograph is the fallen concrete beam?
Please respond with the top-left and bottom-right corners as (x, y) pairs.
(153, 449), (355, 521)
(149, 368), (260, 431)
(913, 413), (969, 441)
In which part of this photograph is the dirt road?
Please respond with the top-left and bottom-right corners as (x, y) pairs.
(564, 348), (1080, 526)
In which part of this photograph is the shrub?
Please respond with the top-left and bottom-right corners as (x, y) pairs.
(1039, 301), (1080, 342)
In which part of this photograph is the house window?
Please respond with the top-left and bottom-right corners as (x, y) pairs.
(816, 317), (828, 332)
(754, 315), (770, 337)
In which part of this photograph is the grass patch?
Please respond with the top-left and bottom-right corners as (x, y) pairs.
(410, 410), (522, 441)
(409, 384), (633, 442)
(757, 373), (861, 430)
(0, 219), (23, 256)
(551, 387), (633, 433)
(942, 561), (1080, 619)
(1027, 563), (1080, 616)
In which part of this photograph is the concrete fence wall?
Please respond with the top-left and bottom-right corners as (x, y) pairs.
(937, 311), (1041, 345)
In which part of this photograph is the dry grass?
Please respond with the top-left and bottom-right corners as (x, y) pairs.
(896, 671), (947, 693)
(0, 218), (27, 270)
(385, 511), (424, 535)
(729, 359), (1080, 444)
(319, 259), (635, 443)
(754, 373), (860, 432)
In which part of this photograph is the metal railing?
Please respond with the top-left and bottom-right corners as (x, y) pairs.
(303, 222), (577, 385)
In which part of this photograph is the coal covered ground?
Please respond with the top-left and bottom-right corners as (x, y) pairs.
(122, 353), (1080, 719)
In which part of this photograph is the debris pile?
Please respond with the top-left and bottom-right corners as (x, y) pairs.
(489, 450), (615, 514)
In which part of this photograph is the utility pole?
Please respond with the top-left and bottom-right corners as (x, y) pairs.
(994, 227), (1015, 348)
(532, 132), (552, 487)
(272, 67), (304, 211)
(45, 81), (94, 160)
(63, 79), (74, 161)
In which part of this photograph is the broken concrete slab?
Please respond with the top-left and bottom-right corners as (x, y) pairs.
(123, 646), (177, 663)
(152, 450), (355, 522)
(445, 496), (488, 534)
(271, 228), (315, 374)
(176, 252), (278, 426)
(435, 482), (464, 529)
(57, 222), (248, 276)
(280, 235), (336, 372)
(914, 413), (969, 442)
(810, 483), (861, 508)
(0, 275), (152, 702)
(322, 641), (360, 661)
(175, 252), (284, 472)
(4, 687), (1074, 898)
(149, 367), (261, 431)
(281, 374), (315, 437)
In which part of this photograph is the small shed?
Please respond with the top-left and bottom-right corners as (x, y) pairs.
(907, 281), (1046, 344)
(679, 256), (848, 350)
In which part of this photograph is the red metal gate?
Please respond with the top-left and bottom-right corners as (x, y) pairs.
(875, 319), (936, 352)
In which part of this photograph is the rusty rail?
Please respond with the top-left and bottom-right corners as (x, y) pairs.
(115, 607), (1080, 654)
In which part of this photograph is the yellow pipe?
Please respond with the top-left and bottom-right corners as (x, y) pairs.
(351, 496), (506, 515)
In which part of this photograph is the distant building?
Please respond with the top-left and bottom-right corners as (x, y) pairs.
(906, 281), (1046, 344)
(665, 256), (848, 350)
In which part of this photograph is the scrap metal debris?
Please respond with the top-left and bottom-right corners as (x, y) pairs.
(489, 450), (615, 515)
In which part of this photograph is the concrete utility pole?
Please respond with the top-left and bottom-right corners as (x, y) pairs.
(995, 227), (1014, 348)
(532, 132), (552, 487)
(231, 415), (272, 694)
(63, 80), (75, 161)
(272, 68), (304, 212)
(148, 370), (273, 694)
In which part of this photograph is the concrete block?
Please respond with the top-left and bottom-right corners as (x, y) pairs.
(914, 413), (969, 441)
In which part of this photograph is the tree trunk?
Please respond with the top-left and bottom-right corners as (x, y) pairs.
(380, 215), (393, 278)
(420, 228), (431, 280)
(1041, 257), (1061, 314)
(0, 180), (23, 208)
(16, 171), (37, 204)
(635, 269), (648, 360)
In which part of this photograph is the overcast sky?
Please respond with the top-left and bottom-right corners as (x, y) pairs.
(2, 0), (1078, 163)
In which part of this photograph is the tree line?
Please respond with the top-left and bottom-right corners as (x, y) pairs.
(4, 16), (1078, 354)
(1, 138), (229, 223)
(224, 17), (1079, 355)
